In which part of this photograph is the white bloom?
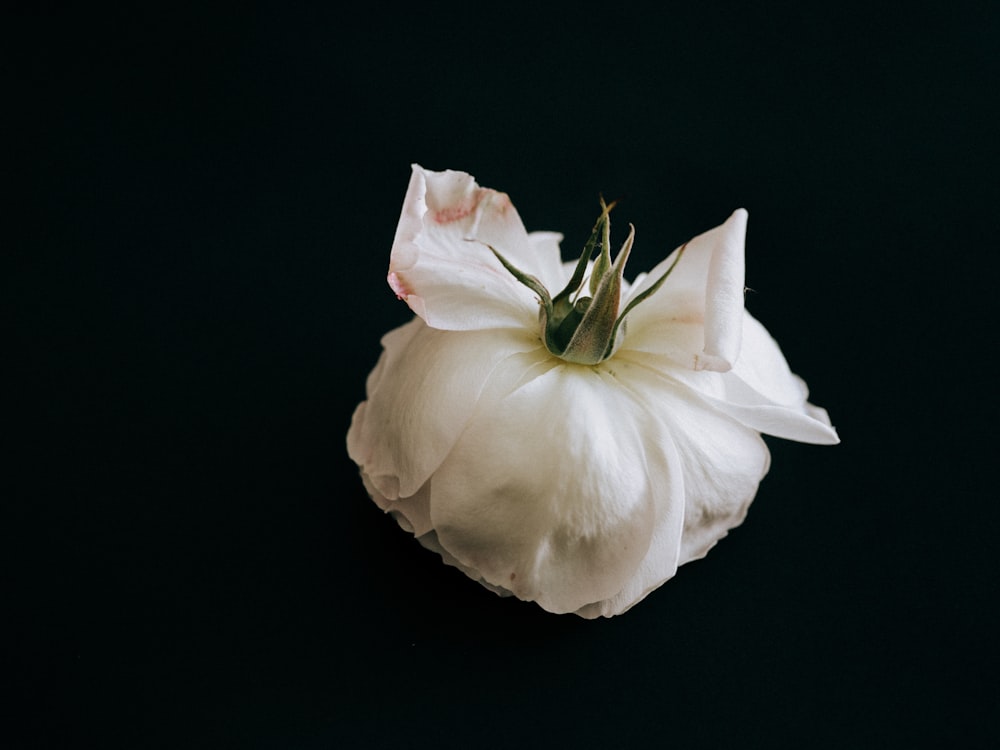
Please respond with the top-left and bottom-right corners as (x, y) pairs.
(347, 165), (838, 618)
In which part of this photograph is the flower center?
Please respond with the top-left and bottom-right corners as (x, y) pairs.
(489, 200), (686, 365)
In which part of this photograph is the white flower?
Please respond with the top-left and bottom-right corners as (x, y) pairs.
(347, 165), (838, 618)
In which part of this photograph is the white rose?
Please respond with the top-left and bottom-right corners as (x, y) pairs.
(347, 165), (838, 618)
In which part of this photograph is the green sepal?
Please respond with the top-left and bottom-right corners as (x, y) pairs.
(548, 296), (591, 353)
(484, 200), (687, 366)
(588, 197), (614, 296)
(487, 245), (553, 322)
(549, 200), (613, 327)
(560, 224), (635, 364)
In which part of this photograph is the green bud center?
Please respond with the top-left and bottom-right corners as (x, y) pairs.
(488, 200), (686, 365)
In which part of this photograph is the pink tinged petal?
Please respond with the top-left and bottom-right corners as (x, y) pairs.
(623, 209), (748, 371)
(387, 165), (547, 331)
(428, 364), (661, 615)
(346, 317), (545, 501)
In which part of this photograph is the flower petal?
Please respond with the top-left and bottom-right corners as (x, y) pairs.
(346, 317), (545, 500)
(388, 165), (548, 331)
(359, 468), (434, 537)
(624, 209), (748, 371)
(570, 358), (768, 616)
(616, 358), (771, 567)
(730, 312), (816, 406)
(664, 388), (771, 567)
(414, 529), (515, 598)
(428, 363), (664, 615)
(620, 312), (839, 445)
(720, 312), (839, 443)
(569, 393), (685, 618)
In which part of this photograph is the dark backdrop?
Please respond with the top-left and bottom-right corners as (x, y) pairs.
(10, 3), (997, 748)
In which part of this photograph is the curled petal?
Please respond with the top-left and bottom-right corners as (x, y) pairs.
(731, 313), (816, 407)
(346, 317), (544, 500)
(719, 313), (839, 443)
(619, 312), (839, 445)
(388, 165), (547, 331)
(429, 364), (664, 615)
(624, 209), (748, 371)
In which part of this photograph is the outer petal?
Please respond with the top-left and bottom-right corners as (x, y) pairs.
(346, 317), (545, 500)
(569, 373), (685, 618)
(730, 313), (823, 409)
(660, 386), (771, 567)
(428, 363), (665, 615)
(387, 165), (549, 331)
(358, 468), (434, 537)
(624, 209), (748, 371)
(620, 312), (839, 445)
(571, 358), (769, 617)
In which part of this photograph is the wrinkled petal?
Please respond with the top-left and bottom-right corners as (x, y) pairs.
(346, 317), (544, 500)
(624, 209), (748, 371)
(388, 165), (549, 331)
(429, 363), (666, 615)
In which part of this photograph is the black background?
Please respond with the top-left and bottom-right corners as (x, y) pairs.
(10, 3), (998, 747)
